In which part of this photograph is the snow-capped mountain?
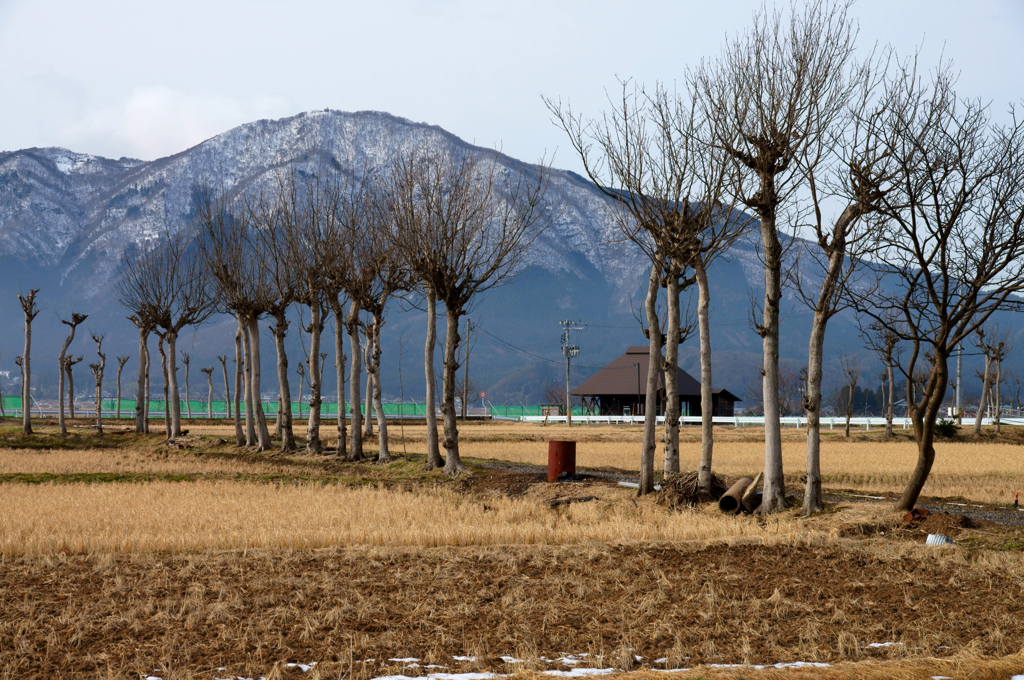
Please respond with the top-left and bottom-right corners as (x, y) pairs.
(0, 110), (648, 303)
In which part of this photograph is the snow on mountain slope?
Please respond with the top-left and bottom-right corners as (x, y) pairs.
(0, 110), (648, 301)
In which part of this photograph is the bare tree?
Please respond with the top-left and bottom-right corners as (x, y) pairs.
(116, 230), (214, 439)
(57, 312), (88, 434)
(115, 355), (130, 420)
(382, 149), (444, 469)
(865, 316), (902, 437)
(690, 0), (865, 512)
(217, 355), (231, 420)
(180, 351), (191, 420)
(201, 366), (214, 418)
(548, 80), (749, 493)
(17, 289), (40, 434)
(89, 333), (106, 433)
(271, 171), (337, 454)
(126, 315), (153, 434)
(195, 187), (275, 450)
(65, 355), (82, 420)
(837, 351), (861, 437)
(388, 143), (550, 474)
(973, 325), (1009, 435)
(856, 58), (1024, 511)
(295, 361), (306, 420)
(232, 350), (243, 446)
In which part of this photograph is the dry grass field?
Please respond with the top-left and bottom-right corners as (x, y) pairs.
(1, 418), (1024, 678)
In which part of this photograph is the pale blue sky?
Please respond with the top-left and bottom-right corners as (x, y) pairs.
(1, 0), (1021, 174)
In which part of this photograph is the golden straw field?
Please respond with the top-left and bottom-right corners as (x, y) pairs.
(0, 481), (838, 557)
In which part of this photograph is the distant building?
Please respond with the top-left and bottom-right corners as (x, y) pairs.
(571, 346), (740, 417)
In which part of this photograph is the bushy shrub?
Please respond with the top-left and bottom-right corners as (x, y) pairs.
(935, 418), (959, 438)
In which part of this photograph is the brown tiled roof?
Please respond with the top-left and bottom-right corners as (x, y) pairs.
(571, 346), (704, 397)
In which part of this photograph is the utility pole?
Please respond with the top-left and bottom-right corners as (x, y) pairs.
(956, 342), (963, 425)
(461, 318), (471, 421)
(560, 319), (583, 426)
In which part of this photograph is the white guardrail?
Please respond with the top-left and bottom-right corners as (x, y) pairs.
(519, 415), (1024, 428)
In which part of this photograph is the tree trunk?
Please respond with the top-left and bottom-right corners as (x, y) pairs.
(271, 309), (296, 452)
(363, 332), (374, 438)
(803, 313), (827, 516)
(461, 321), (471, 421)
(640, 258), (663, 496)
(662, 268), (681, 476)
(898, 357), (949, 511)
(21, 311), (32, 435)
(694, 259), (715, 493)
(93, 357), (104, 434)
(246, 316), (271, 451)
(220, 357), (231, 420)
(143, 343), (150, 434)
(371, 311), (391, 462)
(306, 303), (324, 454)
(346, 301), (364, 461)
(441, 303), (467, 475)
(329, 297), (347, 457)
(116, 364), (123, 420)
(158, 336), (171, 441)
(67, 364), (75, 419)
(995, 358), (1002, 434)
(424, 288), (442, 469)
(207, 374), (213, 418)
(759, 214), (787, 513)
(886, 358), (894, 437)
(845, 383), (854, 438)
(58, 325), (78, 435)
(239, 314), (255, 446)
(233, 326), (244, 446)
(166, 331), (182, 439)
(184, 360), (191, 420)
(135, 328), (148, 434)
(975, 355), (992, 435)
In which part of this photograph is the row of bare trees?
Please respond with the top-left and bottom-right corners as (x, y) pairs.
(106, 142), (549, 470)
(550, 0), (1024, 514)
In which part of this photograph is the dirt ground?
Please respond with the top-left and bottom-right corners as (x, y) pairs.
(3, 541), (1024, 678)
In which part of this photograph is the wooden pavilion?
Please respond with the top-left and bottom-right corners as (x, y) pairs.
(571, 346), (740, 417)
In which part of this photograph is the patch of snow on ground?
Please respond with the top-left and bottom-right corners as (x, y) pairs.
(390, 658), (421, 663)
(542, 669), (617, 677)
(865, 642), (901, 648)
(373, 674), (498, 680)
(284, 663), (317, 672)
(452, 656), (477, 662)
(500, 656), (526, 663)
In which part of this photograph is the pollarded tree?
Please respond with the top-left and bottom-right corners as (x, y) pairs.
(201, 366), (214, 418)
(126, 314), (154, 433)
(389, 143), (551, 474)
(349, 178), (414, 463)
(383, 149), (444, 469)
(195, 186), (276, 451)
(17, 289), (39, 435)
(116, 230), (214, 439)
(89, 333), (105, 434)
(115, 355), (130, 420)
(690, 0), (866, 512)
(973, 325), (1009, 435)
(57, 312), (88, 435)
(180, 352), (191, 420)
(270, 169), (335, 454)
(856, 58), (1024, 511)
(65, 355), (82, 419)
(217, 355), (231, 419)
(548, 80), (749, 494)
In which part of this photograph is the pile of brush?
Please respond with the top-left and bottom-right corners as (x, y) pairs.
(656, 470), (728, 508)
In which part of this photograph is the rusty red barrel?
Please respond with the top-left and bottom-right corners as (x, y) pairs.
(548, 440), (577, 482)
